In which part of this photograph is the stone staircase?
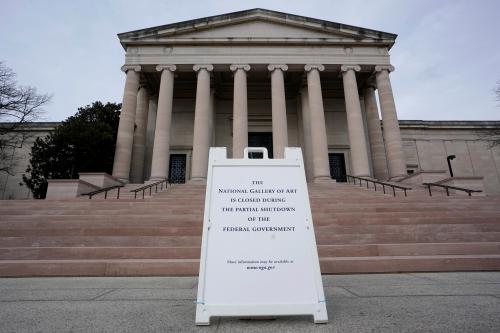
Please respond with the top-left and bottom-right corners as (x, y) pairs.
(0, 183), (499, 276)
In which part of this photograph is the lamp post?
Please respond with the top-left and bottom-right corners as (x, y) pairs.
(447, 155), (456, 177)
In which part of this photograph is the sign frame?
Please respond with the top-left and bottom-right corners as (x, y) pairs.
(195, 147), (328, 325)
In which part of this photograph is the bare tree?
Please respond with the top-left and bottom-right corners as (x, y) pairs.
(0, 61), (51, 174)
(476, 80), (500, 147)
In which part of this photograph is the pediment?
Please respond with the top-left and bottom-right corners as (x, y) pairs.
(170, 20), (337, 39)
(119, 8), (397, 47)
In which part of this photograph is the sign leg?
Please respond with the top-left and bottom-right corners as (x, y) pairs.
(195, 306), (210, 325)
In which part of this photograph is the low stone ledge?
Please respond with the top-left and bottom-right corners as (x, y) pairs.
(46, 179), (100, 200)
(399, 170), (448, 186)
(78, 173), (124, 188)
(436, 177), (485, 196)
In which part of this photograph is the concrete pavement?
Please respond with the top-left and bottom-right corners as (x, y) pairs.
(0, 272), (499, 332)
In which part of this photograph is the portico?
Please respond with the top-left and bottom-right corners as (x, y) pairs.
(112, 9), (406, 184)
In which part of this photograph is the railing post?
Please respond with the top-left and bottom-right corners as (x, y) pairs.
(134, 191), (137, 199)
(117, 187), (121, 199)
(428, 184), (432, 197)
(366, 180), (369, 189)
(446, 187), (450, 196)
(142, 189), (145, 199)
(392, 186), (396, 197)
(104, 191), (108, 199)
(404, 189), (407, 197)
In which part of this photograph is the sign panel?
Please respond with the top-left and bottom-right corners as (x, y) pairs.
(195, 147), (328, 325)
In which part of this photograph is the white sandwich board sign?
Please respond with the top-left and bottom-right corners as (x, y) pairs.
(195, 147), (328, 325)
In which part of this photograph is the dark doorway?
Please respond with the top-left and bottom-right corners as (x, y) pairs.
(328, 153), (347, 182)
(169, 154), (186, 183)
(248, 132), (273, 159)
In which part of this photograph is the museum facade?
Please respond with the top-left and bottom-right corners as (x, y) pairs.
(2, 9), (500, 199)
(112, 8), (408, 185)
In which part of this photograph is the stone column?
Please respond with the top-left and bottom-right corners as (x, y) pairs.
(130, 86), (149, 183)
(364, 84), (388, 180)
(341, 65), (371, 177)
(305, 64), (331, 182)
(375, 65), (406, 179)
(300, 86), (314, 181)
(268, 64), (288, 159)
(190, 64), (213, 182)
(150, 65), (176, 181)
(209, 89), (216, 146)
(112, 65), (141, 182)
(230, 64), (250, 158)
(144, 96), (158, 181)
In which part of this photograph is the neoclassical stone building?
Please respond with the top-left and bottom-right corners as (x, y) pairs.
(112, 8), (408, 185)
(2, 9), (500, 199)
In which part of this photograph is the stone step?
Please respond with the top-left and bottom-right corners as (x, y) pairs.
(2, 223), (499, 237)
(0, 226), (203, 237)
(315, 232), (500, 244)
(0, 259), (199, 277)
(1, 254), (499, 277)
(317, 242), (500, 257)
(0, 247), (200, 260)
(3, 231), (499, 248)
(3, 242), (499, 261)
(319, 255), (500, 273)
(0, 236), (202, 247)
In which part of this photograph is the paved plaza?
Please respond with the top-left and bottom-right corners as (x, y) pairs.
(0, 272), (499, 332)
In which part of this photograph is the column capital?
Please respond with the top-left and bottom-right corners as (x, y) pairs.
(193, 64), (214, 72)
(340, 65), (361, 73)
(304, 64), (325, 72)
(121, 65), (141, 73)
(230, 64), (251, 72)
(156, 64), (176, 72)
(374, 65), (395, 73)
(267, 64), (288, 72)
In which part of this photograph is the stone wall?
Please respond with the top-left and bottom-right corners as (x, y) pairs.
(399, 121), (500, 195)
(0, 123), (57, 199)
(1, 118), (499, 199)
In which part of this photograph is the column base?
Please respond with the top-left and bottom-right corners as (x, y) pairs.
(313, 176), (336, 183)
(149, 177), (168, 182)
(188, 178), (207, 185)
(115, 178), (129, 184)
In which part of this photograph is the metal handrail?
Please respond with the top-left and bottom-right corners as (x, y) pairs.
(346, 174), (412, 197)
(82, 185), (124, 199)
(422, 182), (482, 197)
(130, 178), (170, 199)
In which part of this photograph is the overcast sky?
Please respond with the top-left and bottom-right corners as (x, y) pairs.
(1, 0), (499, 121)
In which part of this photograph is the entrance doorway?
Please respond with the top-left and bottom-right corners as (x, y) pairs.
(169, 154), (186, 183)
(248, 132), (273, 158)
(328, 153), (347, 182)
